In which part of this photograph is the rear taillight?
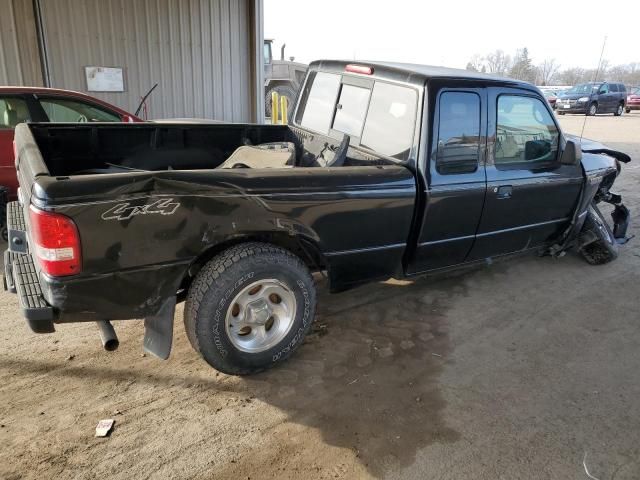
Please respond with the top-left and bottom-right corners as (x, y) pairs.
(29, 206), (82, 277)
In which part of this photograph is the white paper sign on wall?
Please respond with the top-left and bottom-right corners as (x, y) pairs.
(84, 66), (125, 92)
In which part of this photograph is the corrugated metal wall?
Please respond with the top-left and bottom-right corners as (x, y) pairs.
(0, 0), (43, 86)
(38, 0), (256, 121)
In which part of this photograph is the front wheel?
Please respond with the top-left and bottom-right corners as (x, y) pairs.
(184, 242), (316, 375)
(614, 103), (624, 116)
(587, 102), (598, 116)
(579, 204), (619, 265)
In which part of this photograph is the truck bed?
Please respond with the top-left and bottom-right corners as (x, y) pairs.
(26, 123), (394, 176)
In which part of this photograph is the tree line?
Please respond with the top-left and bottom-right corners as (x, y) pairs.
(466, 48), (640, 87)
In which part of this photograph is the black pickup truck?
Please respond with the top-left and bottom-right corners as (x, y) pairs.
(4, 61), (632, 375)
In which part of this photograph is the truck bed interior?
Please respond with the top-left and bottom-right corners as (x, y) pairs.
(28, 123), (394, 177)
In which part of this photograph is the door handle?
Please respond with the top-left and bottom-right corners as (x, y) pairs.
(494, 185), (513, 199)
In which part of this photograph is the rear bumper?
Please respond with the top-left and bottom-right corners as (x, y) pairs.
(556, 104), (588, 113)
(626, 104), (640, 111)
(4, 249), (55, 333)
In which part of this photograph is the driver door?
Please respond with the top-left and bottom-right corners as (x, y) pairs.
(466, 87), (582, 260)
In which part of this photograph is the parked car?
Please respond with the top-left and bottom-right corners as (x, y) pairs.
(0, 87), (143, 201)
(4, 61), (631, 375)
(626, 87), (640, 113)
(556, 82), (627, 116)
(0, 87), (142, 241)
(543, 90), (558, 109)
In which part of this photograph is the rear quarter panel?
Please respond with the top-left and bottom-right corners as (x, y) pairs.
(32, 165), (416, 314)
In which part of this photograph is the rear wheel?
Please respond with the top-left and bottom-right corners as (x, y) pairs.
(579, 204), (619, 265)
(587, 102), (598, 116)
(184, 242), (316, 375)
(625, 107), (631, 113)
(614, 103), (624, 116)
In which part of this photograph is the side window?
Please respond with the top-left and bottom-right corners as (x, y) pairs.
(39, 98), (121, 122)
(332, 84), (370, 137)
(495, 95), (559, 167)
(263, 42), (272, 64)
(296, 72), (341, 134)
(361, 82), (417, 161)
(610, 84), (619, 93)
(0, 97), (30, 129)
(436, 92), (481, 174)
(599, 83), (609, 94)
(619, 84), (627, 93)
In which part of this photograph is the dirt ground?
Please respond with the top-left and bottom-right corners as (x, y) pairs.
(1, 113), (639, 480)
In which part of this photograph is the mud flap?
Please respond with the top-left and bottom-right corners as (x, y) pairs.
(143, 296), (177, 360)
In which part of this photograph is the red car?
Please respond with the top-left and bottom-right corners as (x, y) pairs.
(543, 90), (558, 109)
(1, 87), (142, 202)
(626, 87), (640, 113)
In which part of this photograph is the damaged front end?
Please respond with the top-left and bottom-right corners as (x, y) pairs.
(551, 137), (632, 258)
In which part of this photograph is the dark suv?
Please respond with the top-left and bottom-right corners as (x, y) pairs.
(556, 82), (627, 116)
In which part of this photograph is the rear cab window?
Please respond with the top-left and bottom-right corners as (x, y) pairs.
(295, 71), (418, 161)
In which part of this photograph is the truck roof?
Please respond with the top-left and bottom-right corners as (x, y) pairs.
(309, 60), (536, 89)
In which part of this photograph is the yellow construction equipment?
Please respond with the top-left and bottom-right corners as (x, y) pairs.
(271, 91), (279, 125)
(280, 96), (288, 124)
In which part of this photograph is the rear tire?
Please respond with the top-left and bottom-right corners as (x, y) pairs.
(587, 102), (598, 116)
(265, 84), (297, 119)
(184, 242), (316, 375)
(625, 107), (631, 113)
(579, 204), (619, 265)
(614, 103), (624, 116)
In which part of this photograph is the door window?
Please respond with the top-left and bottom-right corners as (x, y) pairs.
(610, 84), (619, 93)
(495, 95), (559, 167)
(436, 92), (481, 174)
(599, 84), (609, 94)
(39, 98), (121, 122)
(0, 97), (30, 129)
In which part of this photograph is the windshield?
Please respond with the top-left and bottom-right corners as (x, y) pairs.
(566, 83), (600, 94)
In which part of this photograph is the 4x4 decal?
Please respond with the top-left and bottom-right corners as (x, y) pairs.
(102, 198), (180, 221)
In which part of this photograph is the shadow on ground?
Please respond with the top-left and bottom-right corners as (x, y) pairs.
(0, 271), (470, 477)
(237, 273), (468, 476)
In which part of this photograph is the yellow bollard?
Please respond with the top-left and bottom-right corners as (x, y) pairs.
(280, 96), (288, 125)
(271, 91), (279, 125)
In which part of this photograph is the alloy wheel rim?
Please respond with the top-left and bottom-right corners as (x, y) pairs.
(224, 279), (297, 353)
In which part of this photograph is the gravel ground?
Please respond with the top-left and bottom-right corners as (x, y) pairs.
(1, 113), (639, 480)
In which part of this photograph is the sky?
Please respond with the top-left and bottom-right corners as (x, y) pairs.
(265, 0), (638, 71)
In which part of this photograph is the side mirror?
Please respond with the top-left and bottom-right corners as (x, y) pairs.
(560, 139), (582, 166)
(524, 139), (551, 161)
